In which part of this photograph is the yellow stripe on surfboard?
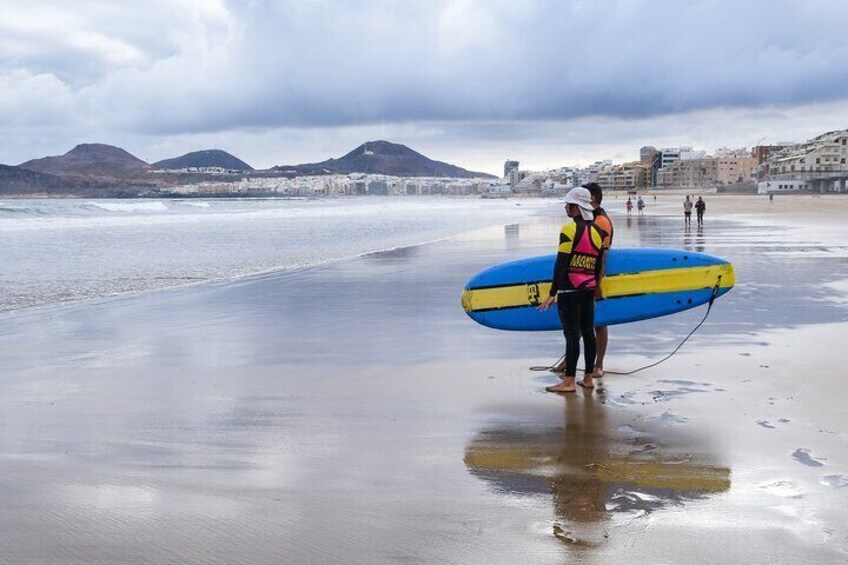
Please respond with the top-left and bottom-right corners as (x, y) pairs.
(461, 264), (735, 312)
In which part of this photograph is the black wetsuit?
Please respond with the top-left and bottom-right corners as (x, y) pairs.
(549, 217), (603, 377)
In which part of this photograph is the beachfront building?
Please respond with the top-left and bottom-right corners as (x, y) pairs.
(656, 158), (717, 189)
(508, 168), (530, 188)
(640, 146), (662, 187)
(716, 151), (758, 186)
(514, 172), (545, 195)
(580, 160), (613, 184)
(541, 179), (573, 196)
(548, 167), (578, 189)
(660, 148), (681, 169)
(595, 161), (647, 191)
(756, 179), (811, 194)
(658, 146), (705, 169)
(764, 129), (848, 192)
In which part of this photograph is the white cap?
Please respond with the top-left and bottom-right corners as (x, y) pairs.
(564, 187), (595, 221)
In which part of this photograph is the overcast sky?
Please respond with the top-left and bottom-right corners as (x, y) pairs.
(2, 0), (847, 174)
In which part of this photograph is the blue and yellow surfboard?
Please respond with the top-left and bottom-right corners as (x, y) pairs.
(461, 248), (734, 331)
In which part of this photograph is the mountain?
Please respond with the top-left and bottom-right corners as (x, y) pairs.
(153, 149), (253, 171)
(0, 164), (148, 197)
(0, 164), (68, 195)
(273, 140), (496, 178)
(18, 143), (149, 179)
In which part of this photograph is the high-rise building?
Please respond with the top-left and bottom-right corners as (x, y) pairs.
(639, 146), (656, 162)
(503, 160), (519, 178)
(640, 146), (662, 187)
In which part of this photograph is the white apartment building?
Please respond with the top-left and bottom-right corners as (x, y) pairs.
(770, 129), (847, 176)
(660, 148), (681, 168)
(767, 129), (848, 192)
(760, 129), (848, 192)
(659, 146), (707, 169)
(757, 179), (810, 194)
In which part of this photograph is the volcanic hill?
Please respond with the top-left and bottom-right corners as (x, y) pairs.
(153, 149), (253, 171)
(273, 140), (495, 178)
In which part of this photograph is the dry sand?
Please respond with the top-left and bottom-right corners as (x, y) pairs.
(0, 194), (846, 563)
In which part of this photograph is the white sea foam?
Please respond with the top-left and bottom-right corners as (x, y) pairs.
(86, 201), (170, 213)
(0, 197), (555, 312)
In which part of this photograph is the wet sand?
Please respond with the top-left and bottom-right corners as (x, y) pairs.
(1, 196), (847, 563)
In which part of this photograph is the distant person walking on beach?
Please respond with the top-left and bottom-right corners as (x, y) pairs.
(695, 196), (706, 225)
(538, 187), (603, 394)
(683, 196), (693, 226)
(637, 196), (645, 215)
(626, 197), (633, 216)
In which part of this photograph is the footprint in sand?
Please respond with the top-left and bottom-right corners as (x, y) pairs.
(791, 448), (825, 467)
(758, 480), (804, 498)
(820, 474), (848, 488)
(756, 418), (791, 429)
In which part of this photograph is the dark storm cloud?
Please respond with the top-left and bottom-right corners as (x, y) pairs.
(238, 0), (848, 123)
(2, 0), (848, 150)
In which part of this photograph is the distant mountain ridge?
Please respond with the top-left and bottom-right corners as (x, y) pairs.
(3, 140), (495, 196)
(274, 140), (496, 178)
(153, 149), (253, 171)
(0, 164), (67, 195)
(0, 164), (152, 197)
(18, 143), (149, 178)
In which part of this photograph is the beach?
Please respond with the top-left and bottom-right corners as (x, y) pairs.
(1, 194), (847, 563)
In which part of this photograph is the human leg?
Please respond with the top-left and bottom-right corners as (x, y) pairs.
(594, 325), (608, 372)
(547, 293), (581, 393)
(577, 292), (597, 387)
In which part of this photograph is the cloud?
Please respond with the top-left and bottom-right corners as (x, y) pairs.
(1, 0), (848, 168)
(0, 69), (75, 126)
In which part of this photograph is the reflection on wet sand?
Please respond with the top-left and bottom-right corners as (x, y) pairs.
(684, 224), (706, 252)
(464, 396), (730, 551)
(504, 224), (521, 251)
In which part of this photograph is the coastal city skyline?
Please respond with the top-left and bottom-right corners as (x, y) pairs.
(2, 1), (848, 175)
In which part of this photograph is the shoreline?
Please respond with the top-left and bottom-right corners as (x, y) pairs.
(0, 197), (557, 316)
(0, 195), (846, 562)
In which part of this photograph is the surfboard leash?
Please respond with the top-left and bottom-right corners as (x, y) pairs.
(530, 275), (724, 376)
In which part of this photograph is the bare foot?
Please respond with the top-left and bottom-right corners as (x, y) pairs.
(578, 370), (594, 388)
(593, 370), (605, 392)
(546, 376), (576, 393)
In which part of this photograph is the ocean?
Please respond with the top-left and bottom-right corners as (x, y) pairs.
(0, 197), (552, 312)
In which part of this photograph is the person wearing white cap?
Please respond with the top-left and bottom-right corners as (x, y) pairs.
(537, 187), (605, 393)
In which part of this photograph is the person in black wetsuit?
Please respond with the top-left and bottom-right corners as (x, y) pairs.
(538, 187), (604, 394)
